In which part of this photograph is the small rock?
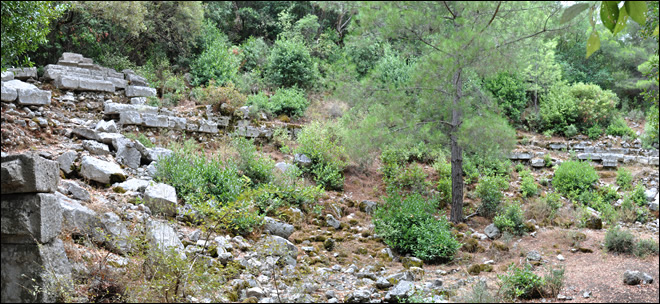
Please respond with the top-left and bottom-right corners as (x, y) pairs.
(527, 250), (542, 261)
(557, 254), (565, 261)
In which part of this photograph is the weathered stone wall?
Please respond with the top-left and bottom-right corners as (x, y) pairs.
(1, 153), (72, 303)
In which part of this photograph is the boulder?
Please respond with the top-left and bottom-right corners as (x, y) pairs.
(624, 270), (654, 285)
(62, 180), (91, 202)
(80, 156), (126, 184)
(344, 289), (371, 303)
(143, 147), (173, 163)
(255, 235), (298, 266)
(57, 193), (99, 236)
(143, 183), (178, 217)
(145, 220), (185, 258)
(294, 154), (312, 167)
(645, 188), (658, 202)
(402, 256), (423, 269)
(359, 200), (378, 214)
(585, 216), (602, 230)
(113, 137), (142, 169)
(71, 127), (99, 141)
(1, 82), (18, 101)
(326, 214), (341, 229)
(384, 280), (415, 303)
(82, 140), (111, 156)
(113, 178), (150, 192)
(56, 151), (78, 175)
(2, 153), (59, 194)
(93, 212), (131, 255)
(1, 193), (62, 244)
(1, 70), (14, 81)
(275, 162), (294, 174)
(484, 223), (501, 239)
(263, 216), (295, 239)
(527, 250), (542, 261)
(94, 120), (118, 133)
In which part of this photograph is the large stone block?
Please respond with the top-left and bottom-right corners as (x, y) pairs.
(143, 114), (169, 128)
(125, 73), (149, 87)
(54, 75), (80, 90)
(106, 77), (127, 89)
(199, 120), (218, 133)
(3, 80), (51, 105)
(1, 153), (59, 194)
(1, 83), (18, 102)
(1, 193), (62, 244)
(56, 151), (78, 176)
(125, 85), (156, 97)
(168, 117), (187, 130)
(146, 220), (185, 257)
(79, 78), (115, 92)
(119, 111), (143, 125)
(80, 156), (126, 184)
(58, 192), (99, 235)
(144, 183), (178, 217)
(59, 52), (84, 62)
(1, 71), (14, 81)
(1, 239), (73, 303)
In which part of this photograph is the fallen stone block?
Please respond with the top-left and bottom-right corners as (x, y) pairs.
(146, 220), (185, 258)
(142, 114), (169, 128)
(144, 183), (178, 217)
(94, 120), (118, 133)
(125, 85), (156, 97)
(263, 217), (294, 239)
(1, 71), (14, 81)
(113, 178), (150, 192)
(1, 153), (59, 194)
(124, 72), (149, 87)
(79, 78), (114, 92)
(71, 127), (99, 141)
(80, 156), (126, 184)
(1, 83), (18, 102)
(2, 80), (51, 106)
(92, 212), (131, 255)
(82, 140), (111, 156)
(57, 192), (99, 235)
(97, 132), (124, 145)
(1, 193), (62, 244)
(56, 151), (78, 176)
(112, 137), (142, 169)
(144, 147), (173, 163)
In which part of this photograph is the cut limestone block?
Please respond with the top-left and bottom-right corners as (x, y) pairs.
(80, 156), (126, 184)
(1, 153), (59, 194)
(1, 193), (62, 244)
(144, 183), (178, 217)
(125, 85), (156, 97)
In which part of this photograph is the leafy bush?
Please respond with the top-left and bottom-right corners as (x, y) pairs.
(240, 36), (269, 72)
(543, 265), (565, 298)
(295, 122), (347, 190)
(605, 226), (635, 254)
(590, 194), (618, 225)
(514, 163), (525, 172)
(563, 124), (578, 138)
(190, 36), (241, 87)
(552, 160), (598, 198)
(476, 175), (508, 218)
(597, 185), (620, 203)
(498, 264), (544, 299)
(370, 45), (415, 88)
(641, 105), (659, 149)
(587, 124), (604, 140)
(373, 193), (460, 262)
(493, 202), (527, 235)
(232, 137), (275, 186)
(345, 35), (383, 77)
(616, 168), (633, 191)
(606, 117), (636, 138)
(526, 193), (562, 224)
(569, 82), (619, 129)
(539, 82), (579, 134)
(266, 37), (317, 88)
(484, 72), (528, 124)
(629, 184), (647, 207)
(634, 238), (659, 258)
(619, 195), (649, 223)
(434, 158), (452, 206)
(519, 170), (538, 198)
(247, 87), (309, 118)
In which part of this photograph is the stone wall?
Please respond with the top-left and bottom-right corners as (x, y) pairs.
(1, 153), (72, 303)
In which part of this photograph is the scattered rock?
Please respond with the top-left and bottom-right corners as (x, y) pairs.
(263, 216), (295, 239)
(80, 156), (126, 184)
(484, 223), (501, 239)
(143, 182), (178, 217)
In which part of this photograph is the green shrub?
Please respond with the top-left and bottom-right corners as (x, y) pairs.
(493, 202), (527, 235)
(373, 193), (460, 262)
(605, 226), (635, 254)
(514, 163), (525, 172)
(519, 170), (538, 198)
(232, 137), (275, 186)
(526, 192), (563, 224)
(266, 37), (317, 88)
(641, 105), (659, 149)
(190, 31), (241, 87)
(587, 124), (604, 140)
(597, 185), (620, 203)
(539, 82), (579, 134)
(484, 72), (528, 124)
(629, 184), (647, 207)
(295, 122), (347, 190)
(616, 168), (633, 191)
(590, 194), (618, 225)
(369, 45), (414, 88)
(240, 36), (269, 72)
(543, 265), (565, 298)
(434, 158), (452, 206)
(247, 87), (310, 118)
(634, 238), (659, 258)
(125, 133), (154, 148)
(606, 117), (636, 138)
(619, 196), (649, 223)
(569, 82), (619, 129)
(345, 35), (383, 77)
(543, 154), (552, 167)
(476, 175), (508, 218)
(498, 264), (544, 299)
(552, 160), (598, 198)
(191, 81), (247, 109)
(385, 163), (431, 196)
(563, 124), (578, 138)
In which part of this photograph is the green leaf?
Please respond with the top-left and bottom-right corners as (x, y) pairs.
(586, 30), (601, 59)
(561, 3), (591, 24)
(654, 25), (659, 36)
(612, 5), (629, 36)
(600, 1), (620, 32)
(624, 1), (647, 25)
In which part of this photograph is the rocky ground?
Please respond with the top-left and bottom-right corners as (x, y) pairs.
(1, 55), (659, 303)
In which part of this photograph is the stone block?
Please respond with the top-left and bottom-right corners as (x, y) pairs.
(577, 153), (602, 161)
(168, 117), (186, 130)
(199, 120), (218, 133)
(56, 151), (78, 176)
(1, 193), (62, 244)
(1, 71), (14, 81)
(216, 116), (230, 127)
(1, 83), (18, 102)
(59, 52), (84, 62)
(143, 114), (169, 128)
(125, 85), (156, 97)
(119, 111), (143, 125)
(80, 156), (126, 184)
(71, 127), (99, 141)
(125, 73), (149, 87)
(7, 67), (37, 79)
(1, 153), (59, 194)
(82, 140), (111, 156)
(3, 80), (51, 105)
(58, 192), (99, 235)
(94, 120), (118, 133)
(144, 147), (173, 163)
(650, 157), (659, 166)
(1, 239), (72, 303)
(144, 183), (178, 217)
(130, 97), (146, 105)
(146, 220), (185, 258)
(54, 75), (80, 90)
(79, 78), (114, 92)
(105, 77), (127, 90)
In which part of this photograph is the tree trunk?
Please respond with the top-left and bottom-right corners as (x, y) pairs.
(450, 69), (465, 223)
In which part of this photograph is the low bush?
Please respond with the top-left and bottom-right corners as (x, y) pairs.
(526, 193), (562, 224)
(552, 160), (598, 198)
(247, 87), (309, 118)
(493, 202), (527, 235)
(605, 226), (635, 254)
(266, 37), (317, 88)
(498, 263), (544, 299)
(629, 184), (647, 207)
(434, 158), (452, 206)
(641, 105), (659, 149)
(587, 124), (603, 140)
(634, 238), (659, 258)
(295, 122), (347, 190)
(476, 175), (508, 218)
(385, 163), (431, 196)
(606, 117), (636, 138)
(232, 137), (275, 186)
(125, 133), (154, 148)
(563, 124), (578, 138)
(519, 170), (538, 198)
(618, 196), (649, 223)
(616, 168), (633, 191)
(191, 81), (247, 109)
(373, 193), (460, 262)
